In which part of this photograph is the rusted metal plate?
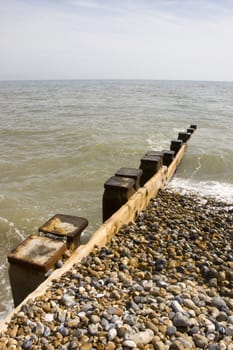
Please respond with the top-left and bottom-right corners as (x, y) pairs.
(7, 235), (66, 272)
(39, 214), (88, 239)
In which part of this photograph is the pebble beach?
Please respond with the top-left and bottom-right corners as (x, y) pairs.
(1, 188), (233, 350)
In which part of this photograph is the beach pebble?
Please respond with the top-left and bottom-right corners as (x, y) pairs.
(172, 313), (191, 328)
(171, 300), (184, 313)
(211, 297), (228, 310)
(88, 323), (99, 336)
(193, 334), (209, 348)
(122, 340), (137, 348)
(153, 341), (168, 350)
(166, 326), (177, 336)
(169, 340), (185, 350)
(108, 327), (117, 340)
(61, 294), (75, 307)
(128, 329), (154, 344)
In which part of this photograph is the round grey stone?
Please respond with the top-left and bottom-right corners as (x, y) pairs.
(166, 326), (177, 336)
(173, 312), (190, 328)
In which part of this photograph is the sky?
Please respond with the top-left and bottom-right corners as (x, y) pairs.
(1, 0), (233, 81)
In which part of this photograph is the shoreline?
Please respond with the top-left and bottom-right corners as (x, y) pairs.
(1, 188), (233, 349)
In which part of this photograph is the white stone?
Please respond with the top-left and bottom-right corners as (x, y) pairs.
(108, 328), (117, 340)
(122, 340), (137, 348)
(128, 329), (154, 345)
(44, 313), (54, 322)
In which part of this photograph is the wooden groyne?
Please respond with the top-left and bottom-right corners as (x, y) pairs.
(0, 125), (196, 333)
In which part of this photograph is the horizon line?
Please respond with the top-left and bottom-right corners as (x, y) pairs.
(1, 78), (233, 83)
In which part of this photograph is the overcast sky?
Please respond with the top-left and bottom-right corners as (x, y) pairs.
(1, 0), (233, 81)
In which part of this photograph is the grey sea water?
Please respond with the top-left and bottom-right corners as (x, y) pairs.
(0, 79), (233, 319)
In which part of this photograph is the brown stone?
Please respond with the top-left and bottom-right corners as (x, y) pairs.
(105, 341), (116, 350)
(145, 321), (159, 334)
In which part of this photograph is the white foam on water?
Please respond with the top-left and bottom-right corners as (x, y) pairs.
(169, 177), (233, 204)
(146, 136), (168, 151)
(0, 216), (25, 241)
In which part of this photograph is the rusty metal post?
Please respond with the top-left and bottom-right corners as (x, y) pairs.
(115, 168), (143, 190)
(8, 235), (66, 306)
(39, 214), (88, 252)
(170, 139), (183, 155)
(103, 176), (136, 222)
(139, 155), (162, 186)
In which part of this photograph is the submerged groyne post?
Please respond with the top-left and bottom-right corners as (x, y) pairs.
(139, 155), (162, 186)
(7, 235), (66, 306)
(115, 167), (143, 190)
(39, 214), (88, 252)
(103, 176), (135, 222)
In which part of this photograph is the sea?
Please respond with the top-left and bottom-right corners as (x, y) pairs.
(0, 79), (233, 320)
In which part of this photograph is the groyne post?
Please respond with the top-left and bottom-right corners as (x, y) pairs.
(190, 124), (197, 130)
(161, 150), (175, 166)
(170, 139), (183, 155)
(178, 132), (191, 142)
(139, 155), (162, 186)
(39, 214), (88, 252)
(145, 150), (163, 158)
(115, 167), (143, 190)
(7, 235), (66, 306)
(103, 176), (136, 222)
